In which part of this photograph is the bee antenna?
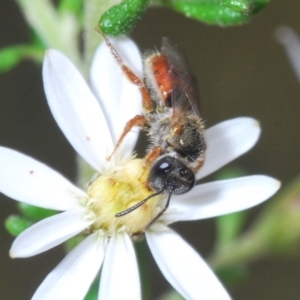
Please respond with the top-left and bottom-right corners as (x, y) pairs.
(115, 189), (165, 217)
(146, 190), (173, 229)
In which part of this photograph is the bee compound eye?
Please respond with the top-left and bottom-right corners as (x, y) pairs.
(148, 156), (195, 195)
(176, 166), (195, 194)
(157, 161), (172, 172)
(148, 157), (174, 190)
(180, 167), (195, 183)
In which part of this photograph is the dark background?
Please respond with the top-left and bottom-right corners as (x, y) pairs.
(1, 0), (300, 299)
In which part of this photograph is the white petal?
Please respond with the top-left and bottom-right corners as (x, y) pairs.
(90, 37), (143, 158)
(10, 210), (92, 258)
(146, 227), (231, 300)
(99, 232), (141, 300)
(32, 232), (107, 300)
(0, 147), (86, 210)
(276, 27), (300, 82)
(43, 49), (113, 171)
(197, 118), (260, 180)
(164, 176), (280, 222)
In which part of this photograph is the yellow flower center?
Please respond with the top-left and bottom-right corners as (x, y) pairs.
(86, 158), (163, 236)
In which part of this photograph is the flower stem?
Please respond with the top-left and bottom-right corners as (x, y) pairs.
(83, 0), (120, 75)
(15, 0), (81, 67)
(209, 231), (268, 270)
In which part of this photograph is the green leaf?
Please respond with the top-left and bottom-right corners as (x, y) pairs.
(0, 45), (44, 73)
(18, 202), (58, 221)
(5, 215), (34, 236)
(99, 0), (150, 36)
(159, 0), (270, 26)
(0, 47), (23, 73)
(216, 0), (253, 12)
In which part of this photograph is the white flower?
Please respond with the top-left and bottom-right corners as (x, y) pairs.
(276, 26), (300, 83)
(0, 37), (280, 300)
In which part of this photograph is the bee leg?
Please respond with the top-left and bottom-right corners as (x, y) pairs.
(191, 157), (205, 173)
(144, 146), (162, 167)
(99, 31), (154, 114)
(122, 64), (153, 113)
(138, 146), (163, 180)
(107, 114), (147, 161)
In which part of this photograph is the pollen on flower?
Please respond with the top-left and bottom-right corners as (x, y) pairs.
(86, 158), (163, 235)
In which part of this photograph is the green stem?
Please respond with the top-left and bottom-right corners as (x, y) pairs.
(83, 0), (120, 75)
(15, 0), (82, 68)
(77, 0), (122, 179)
(209, 231), (268, 270)
(73, 0), (117, 186)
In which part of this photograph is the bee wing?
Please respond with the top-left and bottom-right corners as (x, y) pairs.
(161, 37), (201, 121)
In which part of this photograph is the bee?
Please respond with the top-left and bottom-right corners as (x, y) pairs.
(102, 34), (205, 228)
